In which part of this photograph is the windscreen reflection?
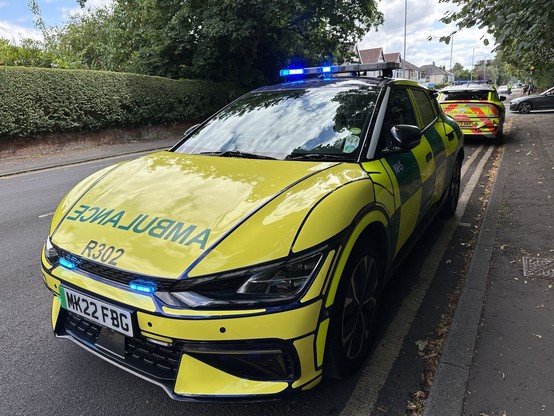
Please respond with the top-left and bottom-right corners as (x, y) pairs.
(174, 86), (380, 160)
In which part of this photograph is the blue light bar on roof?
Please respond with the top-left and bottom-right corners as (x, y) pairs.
(279, 62), (401, 78)
(279, 68), (304, 77)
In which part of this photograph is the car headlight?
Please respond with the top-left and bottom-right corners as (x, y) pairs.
(156, 252), (324, 308)
(45, 237), (59, 265)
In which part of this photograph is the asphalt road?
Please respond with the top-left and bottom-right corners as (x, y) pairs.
(0, 141), (499, 416)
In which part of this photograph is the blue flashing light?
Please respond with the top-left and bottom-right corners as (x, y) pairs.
(279, 68), (304, 77)
(129, 279), (157, 294)
(289, 69), (304, 75)
(59, 257), (77, 270)
(279, 65), (341, 78)
(279, 62), (400, 78)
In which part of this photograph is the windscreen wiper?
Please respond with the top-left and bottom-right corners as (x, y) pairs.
(285, 153), (353, 161)
(200, 151), (276, 160)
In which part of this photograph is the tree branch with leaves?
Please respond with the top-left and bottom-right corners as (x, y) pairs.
(49, 0), (383, 87)
(440, 0), (554, 85)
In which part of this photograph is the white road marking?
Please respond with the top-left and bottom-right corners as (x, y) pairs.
(458, 146), (495, 212)
(39, 212), (54, 219)
(461, 145), (484, 178)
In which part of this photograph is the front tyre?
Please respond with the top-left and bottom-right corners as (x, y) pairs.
(324, 241), (382, 379)
(440, 157), (462, 218)
(518, 102), (532, 114)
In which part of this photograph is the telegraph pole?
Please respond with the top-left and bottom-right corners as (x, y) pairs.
(403, 0), (407, 78)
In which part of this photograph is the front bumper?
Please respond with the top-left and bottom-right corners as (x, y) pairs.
(41, 249), (335, 401)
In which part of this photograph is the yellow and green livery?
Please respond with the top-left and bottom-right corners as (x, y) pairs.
(41, 63), (463, 401)
(438, 84), (506, 144)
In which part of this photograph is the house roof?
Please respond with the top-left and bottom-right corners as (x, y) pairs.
(358, 47), (385, 64)
(357, 46), (423, 74)
(402, 59), (421, 71)
(384, 52), (400, 63)
(420, 64), (452, 76)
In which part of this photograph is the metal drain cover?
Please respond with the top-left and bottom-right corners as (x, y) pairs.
(522, 257), (554, 278)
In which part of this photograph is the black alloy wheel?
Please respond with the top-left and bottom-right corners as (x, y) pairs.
(324, 241), (381, 379)
(518, 101), (532, 114)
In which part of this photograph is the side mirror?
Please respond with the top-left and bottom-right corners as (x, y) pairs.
(387, 124), (422, 151)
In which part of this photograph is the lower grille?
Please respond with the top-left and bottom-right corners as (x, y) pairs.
(63, 312), (181, 382)
(55, 246), (177, 291)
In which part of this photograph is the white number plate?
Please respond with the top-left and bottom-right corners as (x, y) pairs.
(60, 286), (134, 337)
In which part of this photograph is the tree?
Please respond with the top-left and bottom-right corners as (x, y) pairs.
(46, 0), (384, 87)
(471, 59), (499, 83)
(451, 62), (472, 81)
(440, 0), (554, 86)
(0, 37), (58, 67)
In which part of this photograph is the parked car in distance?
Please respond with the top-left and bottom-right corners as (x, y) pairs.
(438, 84), (506, 144)
(509, 86), (554, 114)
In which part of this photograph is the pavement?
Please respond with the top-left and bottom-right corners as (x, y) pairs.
(0, 125), (185, 177)
(424, 110), (554, 416)
(1, 112), (553, 415)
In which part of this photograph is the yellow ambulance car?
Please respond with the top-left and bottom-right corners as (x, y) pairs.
(438, 84), (506, 144)
(41, 63), (464, 401)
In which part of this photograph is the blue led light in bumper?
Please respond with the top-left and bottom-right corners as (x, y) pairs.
(59, 257), (77, 270)
(130, 280), (157, 293)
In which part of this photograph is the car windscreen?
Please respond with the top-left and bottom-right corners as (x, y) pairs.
(441, 90), (490, 101)
(173, 85), (381, 161)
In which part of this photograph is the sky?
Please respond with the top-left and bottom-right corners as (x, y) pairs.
(0, 0), (110, 41)
(359, 0), (495, 70)
(0, 0), (496, 70)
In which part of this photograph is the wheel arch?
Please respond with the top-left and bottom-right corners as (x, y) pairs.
(324, 214), (389, 310)
(454, 147), (465, 169)
(321, 218), (388, 378)
(456, 147), (465, 171)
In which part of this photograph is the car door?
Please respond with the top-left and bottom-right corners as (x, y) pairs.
(409, 88), (451, 206)
(535, 88), (554, 110)
(375, 86), (436, 254)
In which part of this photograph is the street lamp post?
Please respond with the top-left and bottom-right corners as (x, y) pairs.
(403, 0), (407, 78)
(471, 48), (475, 80)
(449, 32), (454, 72)
(427, 30), (457, 83)
(483, 56), (487, 81)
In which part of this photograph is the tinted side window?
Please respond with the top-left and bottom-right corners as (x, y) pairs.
(412, 89), (437, 129)
(379, 88), (418, 148)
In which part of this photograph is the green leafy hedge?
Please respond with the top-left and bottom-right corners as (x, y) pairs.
(0, 67), (242, 139)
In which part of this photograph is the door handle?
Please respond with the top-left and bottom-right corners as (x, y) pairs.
(426, 152), (433, 163)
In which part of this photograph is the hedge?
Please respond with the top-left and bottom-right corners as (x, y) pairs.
(0, 67), (243, 139)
